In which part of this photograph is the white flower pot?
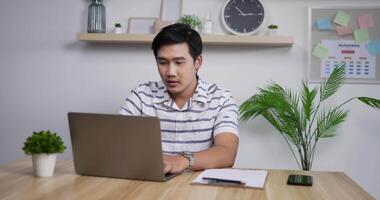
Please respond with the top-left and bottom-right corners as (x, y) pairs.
(114, 27), (123, 34)
(267, 29), (278, 36)
(32, 154), (57, 177)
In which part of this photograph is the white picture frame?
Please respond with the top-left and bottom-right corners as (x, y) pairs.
(127, 17), (157, 34)
(160, 0), (182, 21)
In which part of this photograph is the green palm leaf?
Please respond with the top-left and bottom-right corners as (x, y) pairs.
(357, 97), (380, 109)
(316, 108), (348, 139)
(320, 65), (345, 102)
(301, 82), (317, 122)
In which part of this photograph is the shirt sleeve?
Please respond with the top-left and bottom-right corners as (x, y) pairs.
(213, 93), (239, 137)
(118, 89), (143, 116)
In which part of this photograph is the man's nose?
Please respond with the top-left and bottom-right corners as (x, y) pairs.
(166, 63), (177, 76)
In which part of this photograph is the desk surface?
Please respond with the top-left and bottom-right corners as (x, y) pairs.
(0, 160), (374, 200)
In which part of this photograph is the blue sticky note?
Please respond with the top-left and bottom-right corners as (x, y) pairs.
(365, 40), (380, 56)
(317, 18), (332, 31)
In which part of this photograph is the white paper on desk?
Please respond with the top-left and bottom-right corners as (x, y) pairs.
(192, 168), (268, 189)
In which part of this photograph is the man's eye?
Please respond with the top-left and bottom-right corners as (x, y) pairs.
(176, 62), (184, 65)
(159, 61), (168, 65)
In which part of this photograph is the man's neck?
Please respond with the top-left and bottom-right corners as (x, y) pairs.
(170, 79), (198, 109)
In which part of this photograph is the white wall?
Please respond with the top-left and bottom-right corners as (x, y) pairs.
(1, 0), (379, 198)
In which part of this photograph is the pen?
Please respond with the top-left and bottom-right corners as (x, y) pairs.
(202, 177), (246, 185)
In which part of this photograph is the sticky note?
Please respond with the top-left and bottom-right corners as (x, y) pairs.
(312, 43), (329, 59)
(334, 11), (351, 26)
(316, 19), (332, 31)
(336, 26), (353, 36)
(358, 14), (374, 29)
(365, 40), (380, 56)
(354, 29), (370, 42)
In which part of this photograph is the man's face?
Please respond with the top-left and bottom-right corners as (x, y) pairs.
(156, 42), (202, 98)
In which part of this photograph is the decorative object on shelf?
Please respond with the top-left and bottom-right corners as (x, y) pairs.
(178, 15), (202, 31)
(22, 130), (66, 177)
(154, 20), (175, 33)
(113, 23), (123, 34)
(160, 0), (182, 21)
(221, 0), (266, 35)
(87, 0), (106, 33)
(202, 13), (213, 35)
(239, 65), (380, 171)
(267, 24), (278, 36)
(128, 17), (157, 34)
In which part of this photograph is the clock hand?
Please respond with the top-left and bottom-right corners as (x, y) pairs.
(235, 6), (246, 16)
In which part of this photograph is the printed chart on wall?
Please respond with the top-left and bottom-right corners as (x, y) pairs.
(308, 6), (380, 84)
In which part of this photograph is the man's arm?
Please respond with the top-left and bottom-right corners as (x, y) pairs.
(163, 132), (239, 173)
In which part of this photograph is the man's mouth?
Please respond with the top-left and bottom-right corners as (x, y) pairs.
(167, 80), (179, 87)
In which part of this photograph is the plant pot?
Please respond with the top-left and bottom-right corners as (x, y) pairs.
(267, 29), (278, 36)
(114, 27), (123, 34)
(32, 154), (56, 177)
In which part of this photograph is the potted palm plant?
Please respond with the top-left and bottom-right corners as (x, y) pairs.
(22, 130), (66, 177)
(239, 65), (380, 171)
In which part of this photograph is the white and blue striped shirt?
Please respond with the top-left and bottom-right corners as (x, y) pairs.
(119, 79), (239, 154)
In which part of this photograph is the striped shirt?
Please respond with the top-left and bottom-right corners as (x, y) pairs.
(119, 78), (239, 154)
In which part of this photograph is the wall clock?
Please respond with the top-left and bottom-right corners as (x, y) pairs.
(221, 0), (266, 35)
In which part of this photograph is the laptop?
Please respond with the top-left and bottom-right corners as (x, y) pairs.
(68, 112), (177, 182)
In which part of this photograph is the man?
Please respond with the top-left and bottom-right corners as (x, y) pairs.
(119, 23), (239, 174)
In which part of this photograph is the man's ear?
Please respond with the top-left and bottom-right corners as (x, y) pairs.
(195, 55), (203, 71)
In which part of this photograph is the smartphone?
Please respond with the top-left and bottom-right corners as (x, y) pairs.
(287, 174), (313, 186)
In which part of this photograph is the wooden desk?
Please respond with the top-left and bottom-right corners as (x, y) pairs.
(0, 160), (374, 200)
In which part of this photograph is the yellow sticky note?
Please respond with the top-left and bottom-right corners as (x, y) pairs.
(312, 43), (329, 59)
(354, 29), (369, 42)
(334, 11), (351, 26)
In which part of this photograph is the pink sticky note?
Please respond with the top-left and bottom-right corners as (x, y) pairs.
(336, 26), (353, 36)
(358, 14), (374, 29)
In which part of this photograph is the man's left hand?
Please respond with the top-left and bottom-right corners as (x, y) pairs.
(163, 154), (189, 173)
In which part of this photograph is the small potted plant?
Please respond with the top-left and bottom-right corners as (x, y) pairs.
(178, 15), (202, 32)
(114, 22), (123, 34)
(22, 130), (66, 177)
(267, 24), (278, 36)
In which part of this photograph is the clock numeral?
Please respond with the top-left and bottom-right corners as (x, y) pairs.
(258, 13), (263, 15)
(225, 15), (230, 18)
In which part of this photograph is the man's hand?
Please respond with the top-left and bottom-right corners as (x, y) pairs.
(163, 154), (189, 174)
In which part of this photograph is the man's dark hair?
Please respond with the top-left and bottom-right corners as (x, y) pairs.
(151, 23), (202, 62)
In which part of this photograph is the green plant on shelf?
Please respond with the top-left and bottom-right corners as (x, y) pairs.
(178, 15), (202, 30)
(268, 24), (278, 29)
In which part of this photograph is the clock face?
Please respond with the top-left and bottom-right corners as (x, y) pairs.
(222, 0), (265, 35)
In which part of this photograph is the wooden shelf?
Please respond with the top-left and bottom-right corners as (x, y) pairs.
(76, 33), (294, 47)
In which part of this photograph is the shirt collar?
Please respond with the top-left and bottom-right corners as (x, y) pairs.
(152, 78), (209, 105)
(153, 81), (171, 104)
(192, 78), (208, 104)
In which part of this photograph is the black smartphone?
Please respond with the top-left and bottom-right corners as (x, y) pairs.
(287, 174), (313, 186)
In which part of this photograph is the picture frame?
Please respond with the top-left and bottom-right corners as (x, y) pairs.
(160, 0), (183, 21)
(127, 17), (157, 34)
(307, 6), (380, 84)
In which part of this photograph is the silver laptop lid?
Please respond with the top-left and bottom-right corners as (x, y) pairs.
(68, 112), (168, 182)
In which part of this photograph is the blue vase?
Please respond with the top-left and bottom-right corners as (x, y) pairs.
(87, 0), (106, 33)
